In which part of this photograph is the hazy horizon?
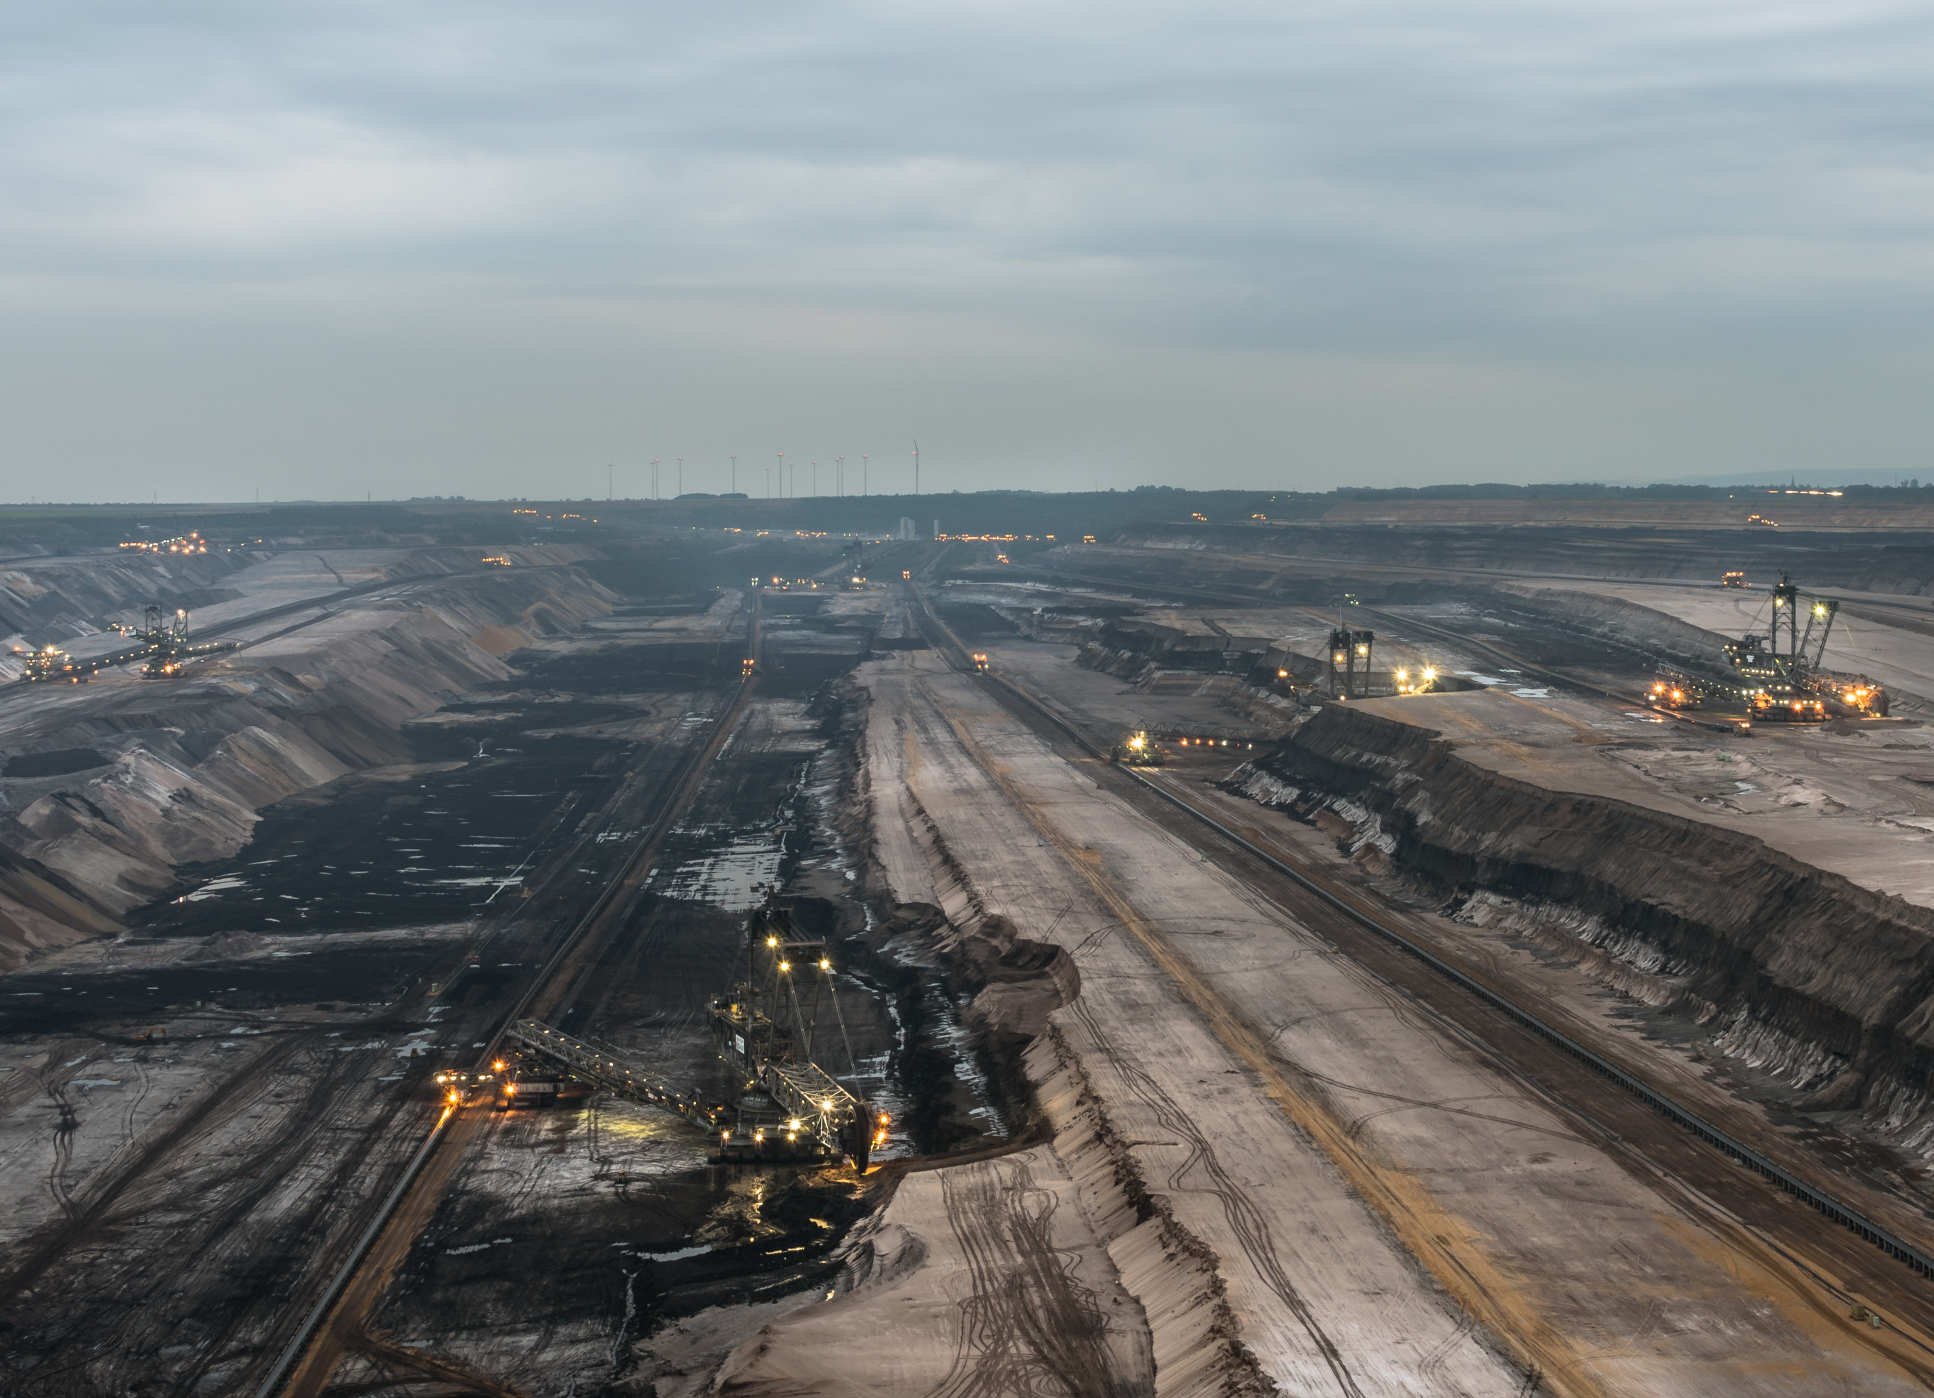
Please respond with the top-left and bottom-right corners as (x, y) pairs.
(6, 3), (1933, 502)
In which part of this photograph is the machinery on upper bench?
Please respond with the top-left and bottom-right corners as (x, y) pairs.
(500, 894), (883, 1170)
(1647, 573), (1888, 721)
(14, 605), (236, 684)
(1109, 730), (1164, 766)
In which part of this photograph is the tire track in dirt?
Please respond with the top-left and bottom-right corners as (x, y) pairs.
(22, 1039), (408, 1396)
(0, 1029), (310, 1311)
(1065, 999), (1367, 1398)
(40, 1078), (77, 1220)
(930, 1155), (1144, 1398)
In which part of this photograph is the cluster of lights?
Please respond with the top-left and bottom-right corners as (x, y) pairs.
(932, 532), (1055, 542)
(1769, 488), (1845, 497)
(480, 555), (512, 567)
(758, 575), (836, 591)
(510, 509), (599, 522)
(1746, 513), (1780, 528)
(1392, 666), (1438, 695)
(1748, 691), (1827, 716)
(119, 531), (209, 555)
(16, 643), (78, 682)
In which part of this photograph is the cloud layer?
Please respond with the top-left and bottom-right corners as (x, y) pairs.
(5, 2), (1932, 499)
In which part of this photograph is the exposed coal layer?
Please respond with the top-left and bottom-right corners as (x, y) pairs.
(1261, 702), (1934, 1151)
(0, 944), (457, 1035)
(137, 732), (622, 937)
(1, 747), (108, 779)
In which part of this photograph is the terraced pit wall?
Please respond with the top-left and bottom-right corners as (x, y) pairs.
(1253, 702), (1934, 1152)
(0, 566), (614, 968)
(0, 552), (251, 657)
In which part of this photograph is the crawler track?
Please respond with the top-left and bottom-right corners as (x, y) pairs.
(932, 1154), (1138, 1398)
(1063, 997), (1364, 1398)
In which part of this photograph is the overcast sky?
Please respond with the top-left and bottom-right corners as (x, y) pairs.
(5, 2), (1933, 501)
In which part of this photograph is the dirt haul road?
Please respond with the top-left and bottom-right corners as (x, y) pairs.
(834, 650), (1930, 1398)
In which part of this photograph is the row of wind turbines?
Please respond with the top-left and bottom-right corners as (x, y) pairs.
(610, 442), (921, 500)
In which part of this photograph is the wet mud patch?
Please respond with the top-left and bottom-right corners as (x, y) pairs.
(420, 695), (650, 745)
(1, 747), (109, 779)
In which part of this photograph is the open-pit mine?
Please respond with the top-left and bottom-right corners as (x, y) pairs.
(10, 490), (1934, 1397)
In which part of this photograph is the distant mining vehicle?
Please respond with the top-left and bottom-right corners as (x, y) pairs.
(1109, 730), (1164, 765)
(709, 895), (880, 1167)
(16, 644), (89, 683)
(1392, 664), (1439, 695)
(1647, 679), (1698, 709)
(971, 651), (990, 672)
(137, 607), (237, 678)
(494, 899), (879, 1167)
(18, 604), (238, 684)
(1647, 573), (1887, 721)
(1721, 570), (1749, 588)
(495, 1077), (586, 1109)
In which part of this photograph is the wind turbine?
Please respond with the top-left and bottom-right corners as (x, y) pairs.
(862, 453), (869, 496)
(913, 440), (920, 496)
(651, 457), (661, 499)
